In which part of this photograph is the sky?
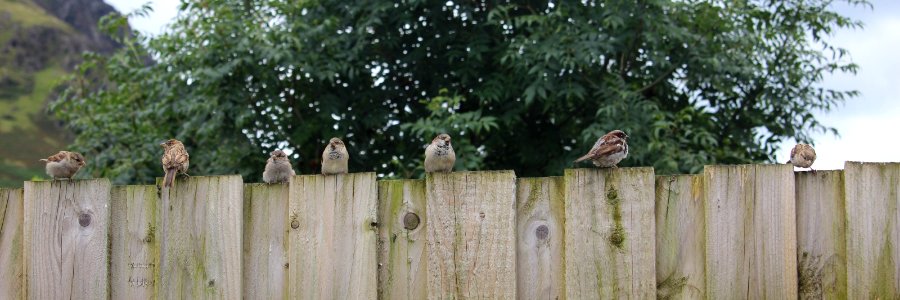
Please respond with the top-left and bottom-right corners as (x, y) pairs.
(106, 0), (900, 171)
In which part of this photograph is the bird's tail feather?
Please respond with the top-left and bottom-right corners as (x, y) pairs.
(573, 153), (593, 163)
(39, 159), (48, 162)
(164, 168), (176, 188)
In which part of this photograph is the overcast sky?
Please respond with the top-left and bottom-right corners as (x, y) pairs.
(107, 0), (900, 170)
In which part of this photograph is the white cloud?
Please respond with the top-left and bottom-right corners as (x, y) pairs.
(106, 0), (180, 36)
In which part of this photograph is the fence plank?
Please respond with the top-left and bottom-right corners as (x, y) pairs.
(655, 175), (705, 299)
(704, 165), (797, 299)
(426, 171), (517, 299)
(243, 183), (290, 299)
(795, 171), (847, 299)
(516, 177), (565, 300)
(844, 162), (900, 298)
(24, 179), (111, 299)
(0, 188), (24, 299)
(158, 175), (243, 299)
(564, 168), (656, 299)
(110, 185), (161, 299)
(289, 173), (378, 299)
(377, 179), (427, 300)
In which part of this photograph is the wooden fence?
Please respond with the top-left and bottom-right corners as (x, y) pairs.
(0, 162), (898, 299)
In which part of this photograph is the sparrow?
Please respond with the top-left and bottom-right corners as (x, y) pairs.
(574, 130), (629, 168)
(424, 133), (455, 172)
(160, 139), (190, 188)
(39, 151), (86, 179)
(786, 143), (816, 172)
(321, 137), (349, 175)
(263, 149), (296, 183)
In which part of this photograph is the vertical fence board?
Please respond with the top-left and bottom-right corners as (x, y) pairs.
(158, 175), (243, 299)
(24, 179), (111, 299)
(704, 165), (797, 299)
(796, 171), (847, 299)
(426, 171), (516, 299)
(289, 173), (378, 299)
(564, 168), (656, 299)
(655, 175), (705, 299)
(516, 177), (565, 300)
(377, 179), (427, 300)
(0, 188), (24, 299)
(242, 183), (290, 299)
(110, 185), (161, 299)
(845, 162), (900, 298)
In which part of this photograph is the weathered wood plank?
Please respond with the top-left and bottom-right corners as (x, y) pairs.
(564, 168), (656, 299)
(289, 173), (378, 299)
(844, 162), (900, 298)
(0, 188), (24, 300)
(242, 183), (290, 299)
(110, 185), (161, 299)
(377, 179), (427, 300)
(426, 171), (517, 299)
(158, 175), (243, 299)
(24, 179), (111, 299)
(516, 177), (565, 300)
(704, 165), (797, 299)
(655, 175), (705, 299)
(796, 171), (847, 299)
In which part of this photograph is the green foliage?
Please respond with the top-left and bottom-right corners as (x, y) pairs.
(54, 0), (866, 183)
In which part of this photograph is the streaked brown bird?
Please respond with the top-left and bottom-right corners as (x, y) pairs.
(321, 137), (349, 175)
(787, 143), (816, 172)
(574, 130), (629, 168)
(160, 139), (189, 187)
(40, 151), (86, 179)
(424, 133), (455, 172)
(263, 149), (295, 183)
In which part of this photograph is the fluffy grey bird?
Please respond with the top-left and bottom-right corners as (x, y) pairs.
(424, 133), (455, 172)
(574, 130), (629, 168)
(160, 139), (190, 188)
(321, 137), (349, 175)
(786, 143), (817, 172)
(40, 151), (86, 179)
(263, 149), (296, 183)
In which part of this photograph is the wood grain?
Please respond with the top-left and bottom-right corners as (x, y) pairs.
(516, 177), (565, 300)
(703, 165), (797, 299)
(377, 179), (427, 300)
(564, 168), (656, 299)
(426, 171), (517, 299)
(795, 171), (847, 299)
(24, 179), (111, 299)
(242, 183), (290, 299)
(844, 162), (900, 298)
(158, 175), (243, 299)
(655, 175), (705, 299)
(0, 188), (24, 300)
(110, 185), (161, 299)
(289, 173), (378, 299)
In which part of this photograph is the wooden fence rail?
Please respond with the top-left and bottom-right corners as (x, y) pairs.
(0, 162), (898, 299)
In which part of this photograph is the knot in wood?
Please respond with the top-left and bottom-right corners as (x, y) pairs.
(78, 213), (91, 227)
(290, 220), (300, 229)
(535, 225), (549, 240)
(403, 212), (420, 230)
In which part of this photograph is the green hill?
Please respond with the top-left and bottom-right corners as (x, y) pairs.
(0, 0), (121, 187)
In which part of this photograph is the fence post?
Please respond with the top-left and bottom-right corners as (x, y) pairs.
(844, 162), (900, 297)
(564, 167), (656, 299)
(377, 179), (427, 300)
(655, 175), (705, 299)
(24, 179), (111, 299)
(0, 188), (24, 299)
(289, 173), (378, 299)
(110, 185), (161, 298)
(795, 171), (847, 299)
(516, 177), (565, 299)
(426, 171), (517, 299)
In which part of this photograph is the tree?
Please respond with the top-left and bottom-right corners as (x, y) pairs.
(54, 0), (867, 184)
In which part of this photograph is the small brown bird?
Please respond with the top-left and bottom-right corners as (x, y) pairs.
(39, 151), (85, 179)
(321, 137), (349, 175)
(787, 143), (816, 172)
(263, 149), (295, 183)
(160, 139), (189, 187)
(424, 133), (455, 172)
(574, 130), (629, 168)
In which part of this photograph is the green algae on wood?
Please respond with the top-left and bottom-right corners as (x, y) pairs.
(376, 179), (426, 300)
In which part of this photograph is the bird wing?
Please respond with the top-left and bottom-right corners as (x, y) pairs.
(591, 141), (625, 158)
(42, 151), (67, 162)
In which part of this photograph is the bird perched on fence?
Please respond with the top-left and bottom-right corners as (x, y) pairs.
(787, 143), (816, 172)
(263, 149), (295, 183)
(39, 151), (86, 180)
(424, 133), (455, 172)
(574, 130), (629, 168)
(160, 139), (189, 187)
(321, 137), (349, 175)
